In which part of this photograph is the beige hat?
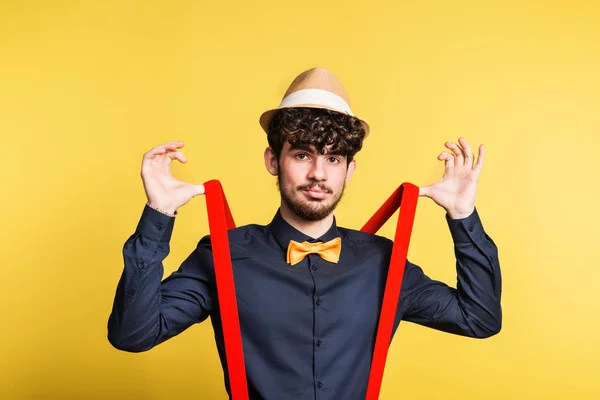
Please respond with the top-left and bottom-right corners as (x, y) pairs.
(259, 67), (370, 137)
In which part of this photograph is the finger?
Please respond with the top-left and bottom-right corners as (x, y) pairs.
(445, 141), (465, 165)
(474, 144), (485, 173)
(145, 142), (184, 159)
(144, 147), (168, 159)
(144, 148), (165, 159)
(438, 151), (454, 168)
(167, 151), (187, 163)
(418, 185), (431, 198)
(194, 184), (205, 196)
(155, 142), (184, 156)
(157, 141), (185, 150)
(459, 137), (474, 168)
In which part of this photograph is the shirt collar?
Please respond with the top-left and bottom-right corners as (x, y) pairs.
(268, 208), (341, 251)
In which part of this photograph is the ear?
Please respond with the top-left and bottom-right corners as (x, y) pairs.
(264, 147), (279, 176)
(345, 159), (356, 182)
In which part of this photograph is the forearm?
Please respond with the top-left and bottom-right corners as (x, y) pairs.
(107, 205), (176, 352)
(400, 208), (502, 338)
(453, 237), (502, 337)
(449, 208), (502, 337)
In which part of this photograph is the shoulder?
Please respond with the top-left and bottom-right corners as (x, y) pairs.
(197, 223), (268, 249)
(338, 226), (393, 251)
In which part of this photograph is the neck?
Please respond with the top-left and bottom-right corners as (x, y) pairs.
(279, 202), (334, 239)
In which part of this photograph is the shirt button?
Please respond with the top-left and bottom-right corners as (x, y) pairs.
(311, 265), (318, 271)
(137, 260), (144, 269)
(317, 382), (323, 389)
(316, 340), (322, 347)
(156, 223), (164, 231)
(315, 299), (321, 306)
(468, 226), (474, 232)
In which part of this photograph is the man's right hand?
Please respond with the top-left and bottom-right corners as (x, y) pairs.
(141, 141), (205, 215)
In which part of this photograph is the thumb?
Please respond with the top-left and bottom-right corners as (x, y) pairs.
(419, 185), (432, 198)
(193, 184), (205, 196)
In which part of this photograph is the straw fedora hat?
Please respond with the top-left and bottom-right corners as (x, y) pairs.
(259, 67), (370, 137)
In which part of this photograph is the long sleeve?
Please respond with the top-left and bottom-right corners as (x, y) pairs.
(107, 204), (215, 352)
(398, 207), (502, 338)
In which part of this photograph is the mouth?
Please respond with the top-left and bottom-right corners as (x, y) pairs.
(301, 188), (328, 199)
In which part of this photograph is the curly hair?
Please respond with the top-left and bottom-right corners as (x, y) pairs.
(267, 107), (367, 166)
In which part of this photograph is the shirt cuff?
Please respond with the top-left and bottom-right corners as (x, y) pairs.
(445, 207), (484, 243)
(135, 204), (176, 243)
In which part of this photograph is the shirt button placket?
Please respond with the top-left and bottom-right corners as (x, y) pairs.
(308, 254), (323, 398)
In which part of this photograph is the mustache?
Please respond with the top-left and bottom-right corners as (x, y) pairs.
(297, 183), (332, 193)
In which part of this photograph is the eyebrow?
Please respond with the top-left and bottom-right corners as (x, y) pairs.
(289, 145), (343, 155)
(290, 148), (346, 160)
(289, 144), (312, 152)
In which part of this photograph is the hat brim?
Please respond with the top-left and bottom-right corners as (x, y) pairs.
(259, 104), (370, 138)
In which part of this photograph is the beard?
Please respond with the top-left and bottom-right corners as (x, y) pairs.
(277, 173), (346, 222)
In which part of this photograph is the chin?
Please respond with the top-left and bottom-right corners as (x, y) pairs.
(286, 199), (332, 221)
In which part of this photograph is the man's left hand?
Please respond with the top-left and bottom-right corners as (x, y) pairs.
(419, 137), (485, 220)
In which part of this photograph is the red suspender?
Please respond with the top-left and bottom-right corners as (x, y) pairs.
(203, 180), (419, 400)
(204, 180), (248, 399)
(362, 183), (419, 400)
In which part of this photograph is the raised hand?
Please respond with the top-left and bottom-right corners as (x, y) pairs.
(141, 141), (205, 215)
(418, 137), (484, 219)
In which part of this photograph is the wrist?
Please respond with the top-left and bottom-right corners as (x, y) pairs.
(147, 202), (177, 217)
(447, 208), (474, 220)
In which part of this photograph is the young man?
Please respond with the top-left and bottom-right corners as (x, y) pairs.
(107, 67), (502, 399)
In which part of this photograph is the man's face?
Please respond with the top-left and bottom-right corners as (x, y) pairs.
(273, 141), (355, 221)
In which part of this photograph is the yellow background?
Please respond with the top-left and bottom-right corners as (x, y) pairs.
(1, 0), (599, 399)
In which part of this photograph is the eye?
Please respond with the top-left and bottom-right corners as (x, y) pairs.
(295, 153), (308, 160)
(328, 156), (341, 164)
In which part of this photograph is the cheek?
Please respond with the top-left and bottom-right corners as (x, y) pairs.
(331, 170), (348, 187)
(279, 168), (298, 189)
(281, 164), (304, 185)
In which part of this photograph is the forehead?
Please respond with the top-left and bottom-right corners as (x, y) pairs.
(283, 141), (338, 155)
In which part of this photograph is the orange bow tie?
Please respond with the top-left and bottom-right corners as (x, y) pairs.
(286, 237), (342, 266)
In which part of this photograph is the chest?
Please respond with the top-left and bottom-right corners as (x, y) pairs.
(228, 251), (388, 342)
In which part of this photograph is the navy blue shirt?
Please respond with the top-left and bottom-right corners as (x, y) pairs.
(108, 204), (502, 399)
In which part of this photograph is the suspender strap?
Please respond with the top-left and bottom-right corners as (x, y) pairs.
(203, 180), (419, 400)
(204, 180), (248, 399)
(363, 183), (419, 400)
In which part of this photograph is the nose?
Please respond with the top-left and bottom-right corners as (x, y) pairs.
(307, 158), (327, 181)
